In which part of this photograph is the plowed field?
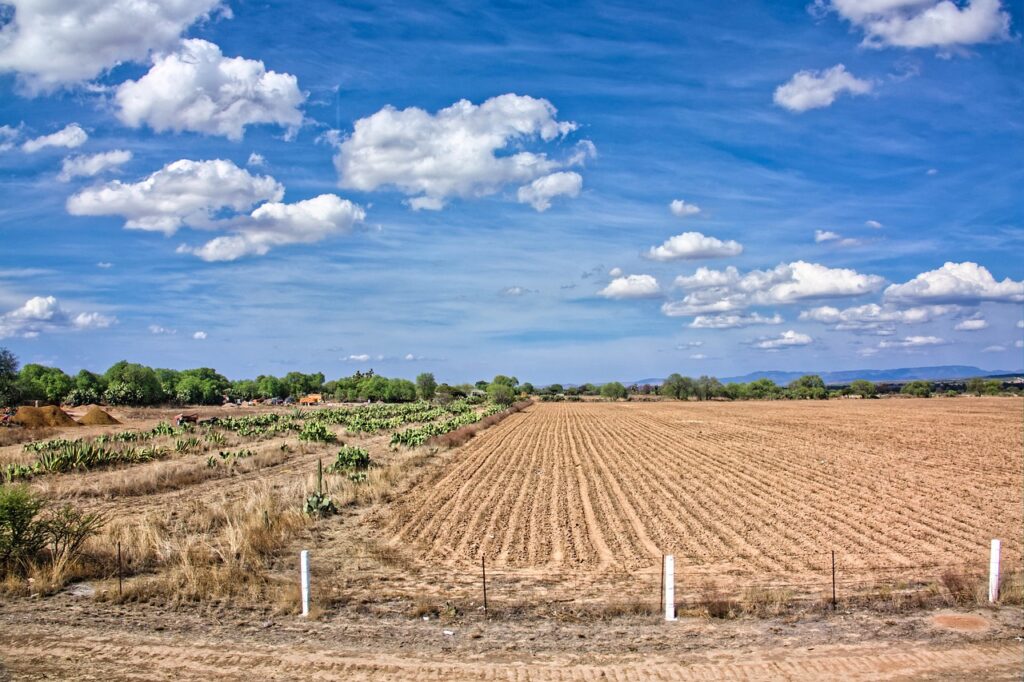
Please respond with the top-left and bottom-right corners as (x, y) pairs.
(381, 398), (1022, 592)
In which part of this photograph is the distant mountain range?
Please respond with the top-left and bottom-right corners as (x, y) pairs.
(627, 365), (1024, 387)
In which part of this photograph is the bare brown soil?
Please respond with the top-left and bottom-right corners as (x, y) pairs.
(379, 399), (1023, 604)
(11, 405), (79, 427)
(76, 406), (120, 425)
(0, 594), (1021, 680)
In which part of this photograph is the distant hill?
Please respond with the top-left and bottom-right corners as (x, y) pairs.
(627, 366), (1023, 387)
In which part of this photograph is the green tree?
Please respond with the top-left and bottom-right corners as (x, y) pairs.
(0, 348), (19, 408)
(545, 383), (563, 395)
(491, 375), (518, 389)
(256, 375), (288, 399)
(487, 382), (515, 405)
(103, 361), (165, 405)
(74, 369), (106, 396)
(153, 368), (181, 399)
(787, 374), (827, 400)
(229, 379), (259, 401)
(694, 375), (723, 401)
(17, 364), (74, 405)
(723, 382), (748, 400)
(599, 381), (628, 400)
(519, 382), (534, 395)
(965, 377), (985, 396)
(416, 372), (437, 400)
(746, 378), (782, 400)
(660, 373), (694, 400)
(849, 379), (876, 398)
(384, 378), (417, 402)
(901, 380), (932, 398)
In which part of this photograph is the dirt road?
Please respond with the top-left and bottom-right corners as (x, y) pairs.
(1, 597), (1021, 680)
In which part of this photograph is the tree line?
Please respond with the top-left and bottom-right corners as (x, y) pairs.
(0, 347), (1015, 409)
(0, 347), (534, 408)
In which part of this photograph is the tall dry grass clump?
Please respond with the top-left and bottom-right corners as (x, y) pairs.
(97, 479), (307, 604)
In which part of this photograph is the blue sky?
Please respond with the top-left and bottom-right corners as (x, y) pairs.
(0, 0), (1022, 384)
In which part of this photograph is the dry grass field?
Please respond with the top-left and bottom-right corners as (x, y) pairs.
(1, 396), (1022, 679)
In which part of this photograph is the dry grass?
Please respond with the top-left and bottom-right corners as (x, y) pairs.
(94, 480), (308, 605)
(34, 448), (291, 500)
(741, 586), (796, 617)
(0, 427), (56, 448)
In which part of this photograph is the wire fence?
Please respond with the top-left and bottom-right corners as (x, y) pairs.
(306, 546), (1024, 618)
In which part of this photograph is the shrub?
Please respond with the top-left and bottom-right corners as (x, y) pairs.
(43, 505), (105, 566)
(0, 486), (103, 577)
(328, 445), (370, 472)
(0, 486), (46, 572)
(298, 422), (336, 443)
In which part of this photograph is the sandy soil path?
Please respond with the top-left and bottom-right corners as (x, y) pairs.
(1, 622), (1021, 681)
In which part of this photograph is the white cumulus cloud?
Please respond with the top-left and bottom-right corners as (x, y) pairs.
(822, 0), (1011, 50)
(22, 123), (88, 153)
(799, 303), (957, 335)
(598, 275), (661, 300)
(0, 0), (223, 93)
(865, 219), (883, 229)
(773, 64), (872, 112)
(68, 158), (364, 259)
(753, 330), (814, 350)
(884, 262), (1024, 305)
(609, 267), (623, 277)
(0, 295), (115, 339)
(954, 318), (988, 331)
(149, 325), (176, 335)
(669, 199), (701, 217)
(646, 232), (743, 261)
(247, 152), (266, 167)
(345, 354), (370, 362)
(516, 171), (582, 211)
(67, 158), (284, 234)
(58, 150), (132, 182)
(181, 194), (365, 262)
(689, 312), (784, 329)
(877, 335), (945, 349)
(192, 331), (207, 340)
(115, 39), (305, 141)
(663, 261), (884, 316)
(982, 345), (1005, 353)
(332, 94), (584, 210)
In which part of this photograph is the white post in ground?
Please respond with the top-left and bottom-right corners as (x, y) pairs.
(663, 554), (677, 621)
(988, 539), (1001, 603)
(300, 550), (310, 617)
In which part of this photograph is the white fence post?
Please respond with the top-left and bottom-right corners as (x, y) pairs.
(300, 549), (310, 616)
(988, 539), (1001, 603)
(663, 554), (677, 621)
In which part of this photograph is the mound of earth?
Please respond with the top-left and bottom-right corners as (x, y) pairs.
(13, 405), (81, 428)
(77, 407), (120, 426)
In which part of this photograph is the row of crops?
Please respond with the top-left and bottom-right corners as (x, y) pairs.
(6, 399), (511, 482)
(5, 442), (170, 482)
(389, 403), (505, 447)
